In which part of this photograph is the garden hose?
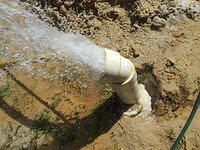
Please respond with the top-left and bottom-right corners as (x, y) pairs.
(170, 93), (200, 150)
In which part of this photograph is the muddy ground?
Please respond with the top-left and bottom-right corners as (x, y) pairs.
(0, 0), (200, 150)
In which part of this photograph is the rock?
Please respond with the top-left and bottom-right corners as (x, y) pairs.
(130, 43), (140, 58)
(146, 17), (152, 24)
(152, 16), (166, 29)
(159, 4), (170, 16)
(64, 0), (74, 7)
(159, 5), (168, 12)
(165, 59), (175, 67)
(133, 24), (140, 30)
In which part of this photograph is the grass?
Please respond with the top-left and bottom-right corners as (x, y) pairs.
(51, 126), (76, 145)
(33, 113), (51, 134)
(99, 83), (113, 102)
(12, 97), (19, 103)
(32, 112), (76, 145)
(0, 84), (10, 98)
(50, 93), (63, 108)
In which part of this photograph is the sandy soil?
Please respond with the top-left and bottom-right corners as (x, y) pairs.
(0, 0), (200, 150)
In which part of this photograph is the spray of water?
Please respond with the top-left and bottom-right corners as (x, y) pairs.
(0, 0), (105, 76)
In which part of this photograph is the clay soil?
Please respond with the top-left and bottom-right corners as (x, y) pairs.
(0, 0), (200, 150)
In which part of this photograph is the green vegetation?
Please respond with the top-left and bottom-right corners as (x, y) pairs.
(50, 93), (63, 108)
(12, 97), (19, 103)
(32, 113), (51, 134)
(32, 112), (76, 145)
(0, 84), (10, 98)
(99, 84), (113, 102)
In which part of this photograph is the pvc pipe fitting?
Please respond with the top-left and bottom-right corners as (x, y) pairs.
(104, 49), (152, 114)
(104, 49), (134, 84)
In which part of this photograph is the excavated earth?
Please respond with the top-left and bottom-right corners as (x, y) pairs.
(0, 0), (200, 150)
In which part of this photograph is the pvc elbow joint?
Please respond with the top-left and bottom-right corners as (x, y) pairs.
(104, 48), (135, 85)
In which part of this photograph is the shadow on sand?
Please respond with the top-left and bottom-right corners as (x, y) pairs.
(0, 67), (131, 150)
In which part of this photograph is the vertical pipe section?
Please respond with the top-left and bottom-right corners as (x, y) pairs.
(104, 49), (152, 114)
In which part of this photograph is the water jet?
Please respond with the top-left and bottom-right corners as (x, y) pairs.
(0, 0), (152, 116)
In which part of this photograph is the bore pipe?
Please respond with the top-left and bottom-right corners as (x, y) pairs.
(104, 49), (152, 115)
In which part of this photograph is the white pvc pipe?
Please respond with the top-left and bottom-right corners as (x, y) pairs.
(104, 49), (152, 115)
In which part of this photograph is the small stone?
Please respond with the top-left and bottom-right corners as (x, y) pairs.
(130, 43), (140, 58)
(159, 5), (170, 15)
(133, 24), (140, 30)
(146, 17), (152, 24)
(159, 5), (168, 12)
(64, 0), (74, 7)
(152, 16), (166, 28)
(165, 59), (174, 67)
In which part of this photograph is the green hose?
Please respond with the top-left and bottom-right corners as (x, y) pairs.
(170, 93), (200, 150)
